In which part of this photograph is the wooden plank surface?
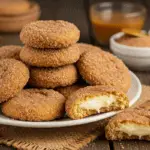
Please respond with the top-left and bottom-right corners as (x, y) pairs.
(0, 145), (14, 150)
(113, 141), (150, 150)
(83, 140), (110, 150)
(136, 72), (150, 85)
(0, 33), (21, 46)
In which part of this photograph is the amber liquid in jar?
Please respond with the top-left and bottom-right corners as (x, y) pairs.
(90, 12), (145, 45)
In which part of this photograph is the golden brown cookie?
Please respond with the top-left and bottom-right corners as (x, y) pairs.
(0, 2), (40, 32)
(0, 45), (22, 60)
(105, 103), (150, 141)
(20, 44), (80, 67)
(66, 86), (129, 119)
(0, 59), (29, 103)
(77, 43), (102, 55)
(20, 20), (80, 48)
(77, 50), (131, 93)
(56, 84), (86, 98)
(2, 89), (66, 121)
(0, 0), (30, 16)
(29, 65), (78, 88)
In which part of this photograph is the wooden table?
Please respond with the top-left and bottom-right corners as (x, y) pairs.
(1, 0), (150, 149)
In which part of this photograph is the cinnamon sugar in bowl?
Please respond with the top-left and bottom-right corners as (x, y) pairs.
(116, 35), (150, 47)
(110, 32), (150, 71)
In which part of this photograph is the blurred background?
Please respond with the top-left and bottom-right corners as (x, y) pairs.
(36, 0), (149, 43)
(0, 0), (149, 46)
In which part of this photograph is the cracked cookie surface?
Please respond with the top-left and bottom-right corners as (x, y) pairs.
(0, 59), (29, 102)
(2, 89), (66, 121)
(20, 20), (80, 48)
(29, 65), (78, 88)
(20, 44), (80, 67)
(77, 50), (131, 92)
(0, 45), (22, 60)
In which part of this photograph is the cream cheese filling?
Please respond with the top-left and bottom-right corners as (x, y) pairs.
(80, 95), (116, 113)
(118, 123), (150, 138)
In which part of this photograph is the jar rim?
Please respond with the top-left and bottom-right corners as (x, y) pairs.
(91, 2), (146, 18)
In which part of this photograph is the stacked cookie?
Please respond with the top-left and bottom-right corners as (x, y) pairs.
(20, 20), (80, 88)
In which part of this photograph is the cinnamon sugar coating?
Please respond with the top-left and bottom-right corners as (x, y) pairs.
(116, 35), (150, 47)
(20, 20), (80, 48)
(29, 65), (78, 88)
(2, 89), (66, 121)
(77, 50), (131, 92)
(76, 43), (102, 55)
(0, 59), (29, 102)
(105, 104), (150, 141)
(20, 44), (80, 67)
(0, 45), (22, 60)
(56, 83), (86, 98)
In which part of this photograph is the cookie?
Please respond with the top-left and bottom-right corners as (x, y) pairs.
(2, 89), (66, 121)
(56, 84), (86, 98)
(29, 65), (78, 88)
(77, 50), (131, 92)
(77, 43), (102, 54)
(105, 101), (150, 141)
(0, 45), (22, 60)
(20, 20), (80, 48)
(0, 59), (29, 102)
(66, 86), (129, 119)
(0, 2), (40, 32)
(0, 0), (30, 16)
(20, 44), (80, 67)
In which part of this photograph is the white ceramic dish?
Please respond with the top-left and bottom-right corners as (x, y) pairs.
(0, 71), (141, 128)
(110, 32), (150, 71)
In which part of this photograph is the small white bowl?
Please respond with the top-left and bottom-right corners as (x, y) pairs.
(110, 32), (150, 71)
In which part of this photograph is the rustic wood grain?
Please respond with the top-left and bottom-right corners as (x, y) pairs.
(0, 145), (14, 150)
(113, 141), (139, 150)
(113, 141), (150, 150)
(82, 140), (110, 150)
(138, 141), (150, 150)
(0, 33), (22, 46)
(136, 72), (150, 85)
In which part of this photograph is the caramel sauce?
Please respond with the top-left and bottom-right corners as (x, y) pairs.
(90, 12), (145, 44)
(122, 28), (147, 37)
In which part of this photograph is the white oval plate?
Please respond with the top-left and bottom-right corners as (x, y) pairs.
(0, 71), (141, 128)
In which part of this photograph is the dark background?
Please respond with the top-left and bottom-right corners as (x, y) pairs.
(1, 0), (150, 46)
(35, 0), (150, 43)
